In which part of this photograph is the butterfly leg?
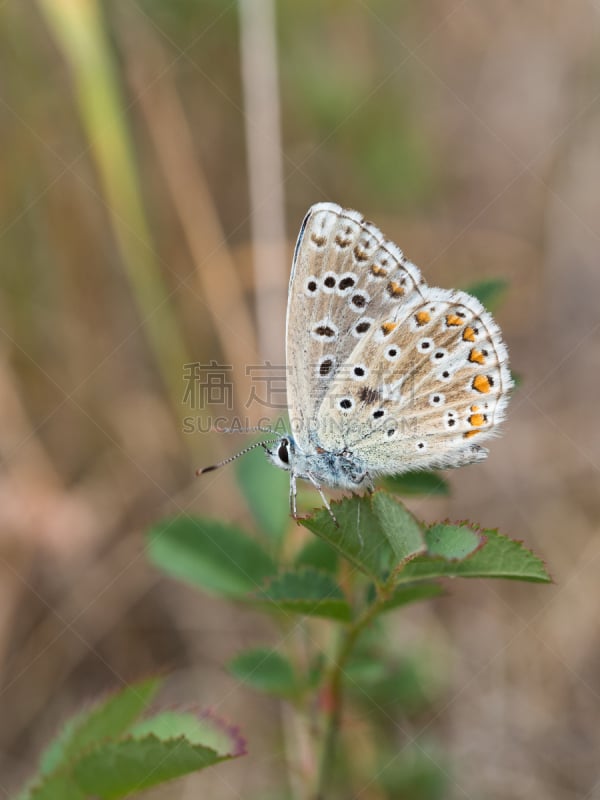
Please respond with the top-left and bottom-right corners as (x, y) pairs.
(307, 473), (339, 527)
(289, 472), (298, 519)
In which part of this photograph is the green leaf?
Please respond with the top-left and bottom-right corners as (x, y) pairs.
(39, 676), (161, 776)
(147, 516), (276, 598)
(227, 647), (297, 697)
(348, 655), (441, 717)
(300, 493), (425, 586)
(257, 568), (352, 621)
(371, 493), (428, 569)
(24, 775), (85, 800)
(463, 278), (508, 313)
(424, 523), (482, 560)
(72, 735), (238, 799)
(398, 525), (551, 583)
(129, 710), (244, 756)
(21, 705), (244, 800)
(295, 536), (338, 573)
(235, 440), (290, 541)
(384, 471), (449, 497)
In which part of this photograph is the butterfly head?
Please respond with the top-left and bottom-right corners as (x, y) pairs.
(264, 435), (296, 473)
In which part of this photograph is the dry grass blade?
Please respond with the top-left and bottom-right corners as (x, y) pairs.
(123, 18), (259, 416)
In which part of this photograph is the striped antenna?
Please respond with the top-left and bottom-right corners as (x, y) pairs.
(196, 439), (278, 476)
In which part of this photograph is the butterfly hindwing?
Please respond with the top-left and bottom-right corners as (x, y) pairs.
(315, 287), (512, 475)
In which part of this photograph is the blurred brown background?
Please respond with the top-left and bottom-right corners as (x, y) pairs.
(1, 1), (599, 797)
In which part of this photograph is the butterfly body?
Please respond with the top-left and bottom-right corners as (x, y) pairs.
(265, 435), (370, 489)
(266, 202), (513, 518)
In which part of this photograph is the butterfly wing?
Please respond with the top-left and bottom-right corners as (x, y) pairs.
(286, 202), (425, 451)
(314, 286), (513, 474)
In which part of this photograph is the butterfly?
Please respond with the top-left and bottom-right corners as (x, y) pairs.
(201, 203), (512, 521)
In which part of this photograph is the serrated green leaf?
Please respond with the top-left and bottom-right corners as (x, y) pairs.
(235, 441), (290, 541)
(372, 493), (427, 568)
(147, 516), (276, 598)
(300, 493), (425, 586)
(300, 495), (387, 582)
(398, 525), (551, 583)
(24, 774), (85, 800)
(295, 536), (338, 573)
(227, 647), (297, 697)
(257, 568), (352, 621)
(72, 735), (236, 799)
(384, 471), (449, 497)
(424, 523), (482, 560)
(463, 278), (508, 313)
(39, 677), (161, 777)
(129, 710), (242, 756)
(21, 705), (244, 800)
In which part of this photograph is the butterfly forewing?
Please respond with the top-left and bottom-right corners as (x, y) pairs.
(286, 202), (424, 450)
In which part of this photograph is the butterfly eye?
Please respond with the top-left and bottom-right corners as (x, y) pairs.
(277, 440), (290, 464)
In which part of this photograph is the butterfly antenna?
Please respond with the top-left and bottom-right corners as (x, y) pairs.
(196, 439), (278, 476)
(211, 425), (275, 434)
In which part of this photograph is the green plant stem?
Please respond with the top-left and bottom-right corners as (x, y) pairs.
(315, 599), (383, 799)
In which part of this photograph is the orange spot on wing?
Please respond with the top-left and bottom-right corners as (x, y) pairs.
(415, 310), (431, 326)
(464, 430), (480, 439)
(446, 314), (463, 326)
(381, 322), (397, 336)
(463, 326), (476, 342)
(470, 405), (480, 412)
(387, 281), (404, 297)
(468, 413), (486, 427)
(370, 264), (388, 277)
(468, 348), (485, 365)
(472, 375), (492, 393)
